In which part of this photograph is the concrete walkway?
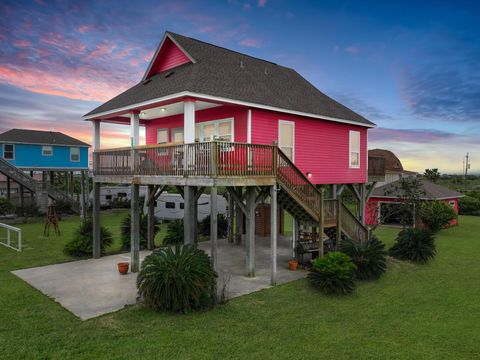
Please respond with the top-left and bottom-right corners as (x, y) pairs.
(12, 235), (306, 320)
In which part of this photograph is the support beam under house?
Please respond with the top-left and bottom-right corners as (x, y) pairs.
(270, 185), (277, 285)
(130, 184), (140, 272)
(92, 182), (101, 258)
(245, 186), (256, 277)
(210, 186), (218, 271)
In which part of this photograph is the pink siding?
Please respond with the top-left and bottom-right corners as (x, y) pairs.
(365, 197), (460, 226)
(147, 38), (190, 77)
(145, 105), (248, 144)
(251, 109), (368, 184)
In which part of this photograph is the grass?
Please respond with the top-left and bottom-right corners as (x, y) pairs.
(1, 214), (480, 359)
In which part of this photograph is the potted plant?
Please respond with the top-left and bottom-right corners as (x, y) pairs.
(117, 262), (129, 274)
(288, 259), (298, 271)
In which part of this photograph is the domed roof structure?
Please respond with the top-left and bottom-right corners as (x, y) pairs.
(368, 149), (403, 173)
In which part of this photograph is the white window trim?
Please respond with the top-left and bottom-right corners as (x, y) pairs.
(70, 147), (80, 162)
(349, 130), (360, 169)
(278, 120), (295, 162)
(156, 128), (169, 144)
(195, 118), (234, 142)
(448, 200), (456, 207)
(3, 144), (15, 160)
(42, 145), (53, 156)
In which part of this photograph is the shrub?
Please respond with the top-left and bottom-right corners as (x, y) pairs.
(120, 212), (160, 250)
(64, 218), (113, 257)
(458, 196), (480, 216)
(341, 235), (387, 280)
(137, 245), (217, 312)
(198, 214), (228, 238)
(163, 219), (184, 245)
(15, 202), (41, 217)
(54, 199), (73, 214)
(419, 201), (456, 233)
(110, 197), (130, 209)
(0, 198), (15, 216)
(389, 228), (436, 263)
(307, 252), (356, 295)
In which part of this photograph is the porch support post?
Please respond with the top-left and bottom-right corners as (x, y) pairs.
(92, 120), (101, 151)
(92, 181), (101, 258)
(293, 218), (300, 260)
(228, 192), (235, 243)
(6, 177), (10, 200)
(245, 186), (256, 277)
(183, 186), (195, 244)
(332, 184), (337, 200)
(131, 184), (140, 273)
(359, 183), (366, 225)
(210, 186), (218, 271)
(336, 200), (342, 249)
(80, 171), (87, 219)
(130, 112), (140, 147)
(147, 185), (155, 250)
(270, 185), (277, 285)
(235, 187), (243, 245)
(184, 100), (196, 144)
(19, 185), (24, 216)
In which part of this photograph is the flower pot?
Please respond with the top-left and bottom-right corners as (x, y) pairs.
(288, 260), (298, 271)
(117, 262), (129, 275)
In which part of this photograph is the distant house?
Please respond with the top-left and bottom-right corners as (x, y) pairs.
(366, 179), (464, 226)
(368, 149), (417, 187)
(0, 129), (89, 170)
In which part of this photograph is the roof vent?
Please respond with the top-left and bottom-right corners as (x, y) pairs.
(240, 60), (244, 69)
(142, 78), (152, 85)
(264, 67), (268, 75)
(165, 71), (175, 78)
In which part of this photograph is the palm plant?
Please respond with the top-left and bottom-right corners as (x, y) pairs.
(341, 235), (387, 280)
(308, 252), (357, 295)
(389, 228), (436, 263)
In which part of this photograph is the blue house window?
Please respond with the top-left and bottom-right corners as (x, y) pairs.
(42, 146), (53, 156)
(3, 144), (14, 160)
(70, 147), (80, 162)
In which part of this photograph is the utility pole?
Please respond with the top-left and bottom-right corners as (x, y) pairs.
(464, 152), (470, 191)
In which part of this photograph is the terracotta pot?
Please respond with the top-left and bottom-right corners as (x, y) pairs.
(288, 260), (298, 271)
(117, 262), (129, 275)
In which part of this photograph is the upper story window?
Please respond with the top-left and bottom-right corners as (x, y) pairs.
(195, 118), (234, 142)
(349, 131), (360, 168)
(157, 128), (169, 144)
(70, 147), (80, 162)
(3, 144), (14, 160)
(172, 128), (184, 143)
(42, 145), (53, 156)
(278, 120), (295, 161)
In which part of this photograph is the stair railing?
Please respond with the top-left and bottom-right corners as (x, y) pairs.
(0, 158), (37, 191)
(339, 201), (369, 242)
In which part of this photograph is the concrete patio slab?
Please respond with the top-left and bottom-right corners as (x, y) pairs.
(12, 235), (307, 320)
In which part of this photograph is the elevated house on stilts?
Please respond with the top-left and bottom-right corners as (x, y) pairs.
(84, 31), (385, 284)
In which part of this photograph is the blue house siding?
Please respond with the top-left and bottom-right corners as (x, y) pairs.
(0, 143), (88, 169)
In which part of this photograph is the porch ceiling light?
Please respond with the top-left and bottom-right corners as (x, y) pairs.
(160, 108), (166, 112)
(307, 172), (312, 178)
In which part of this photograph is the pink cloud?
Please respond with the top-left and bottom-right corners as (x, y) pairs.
(13, 39), (31, 48)
(89, 42), (117, 59)
(258, 0), (267, 7)
(239, 38), (262, 48)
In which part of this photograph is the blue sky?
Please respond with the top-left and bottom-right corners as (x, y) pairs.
(0, 0), (479, 173)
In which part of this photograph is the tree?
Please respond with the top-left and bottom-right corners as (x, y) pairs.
(424, 168), (441, 183)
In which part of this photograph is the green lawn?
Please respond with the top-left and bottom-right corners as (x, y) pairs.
(1, 214), (479, 359)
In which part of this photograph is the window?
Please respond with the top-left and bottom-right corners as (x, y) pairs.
(195, 118), (234, 142)
(3, 144), (14, 160)
(117, 192), (127, 198)
(42, 145), (53, 156)
(349, 131), (360, 168)
(172, 128), (184, 143)
(70, 147), (80, 162)
(165, 202), (175, 209)
(179, 202), (184, 209)
(278, 120), (294, 161)
(449, 201), (456, 207)
(105, 195), (112, 200)
(157, 129), (169, 144)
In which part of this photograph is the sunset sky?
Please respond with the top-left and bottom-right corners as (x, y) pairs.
(0, 0), (479, 173)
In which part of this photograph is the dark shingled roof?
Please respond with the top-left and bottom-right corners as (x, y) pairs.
(0, 129), (90, 147)
(371, 179), (464, 200)
(85, 32), (375, 126)
(368, 149), (404, 172)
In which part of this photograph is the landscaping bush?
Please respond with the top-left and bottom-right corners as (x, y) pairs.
(458, 196), (480, 216)
(340, 234), (387, 280)
(15, 202), (41, 217)
(54, 199), (73, 214)
(198, 214), (228, 238)
(64, 218), (113, 257)
(389, 228), (436, 264)
(137, 244), (217, 312)
(419, 201), (456, 233)
(120, 212), (160, 250)
(163, 219), (184, 245)
(0, 198), (15, 216)
(307, 252), (356, 295)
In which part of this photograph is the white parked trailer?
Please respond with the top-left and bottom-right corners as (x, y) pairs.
(89, 185), (147, 207)
(145, 192), (228, 221)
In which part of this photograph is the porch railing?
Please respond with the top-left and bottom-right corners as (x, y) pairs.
(94, 142), (277, 178)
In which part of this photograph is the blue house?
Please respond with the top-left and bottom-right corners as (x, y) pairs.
(0, 129), (89, 170)
(0, 129), (90, 215)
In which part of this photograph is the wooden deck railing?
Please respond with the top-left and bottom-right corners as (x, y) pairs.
(276, 149), (322, 220)
(94, 142), (276, 178)
(323, 199), (369, 242)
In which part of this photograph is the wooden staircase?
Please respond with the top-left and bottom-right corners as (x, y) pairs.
(275, 149), (369, 243)
(0, 158), (79, 213)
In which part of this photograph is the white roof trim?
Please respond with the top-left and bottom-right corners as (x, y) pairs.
(142, 33), (196, 82)
(83, 91), (375, 128)
(0, 140), (89, 147)
(371, 195), (464, 200)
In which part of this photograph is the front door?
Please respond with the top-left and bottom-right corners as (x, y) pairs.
(278, 120), (294, 161)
